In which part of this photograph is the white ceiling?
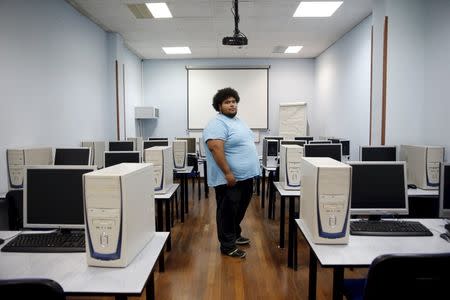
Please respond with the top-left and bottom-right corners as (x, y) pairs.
(67, 0), (373, 59)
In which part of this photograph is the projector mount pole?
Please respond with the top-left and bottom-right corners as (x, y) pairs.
(234, 0), (240, 36)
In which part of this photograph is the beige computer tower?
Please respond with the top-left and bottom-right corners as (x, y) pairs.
(144, 146), (173, 194)
(81, 141), (106, 168)
(83, 163), (155, 267)
(173, 140), (188, 169)
(6, 147), (53, 190)
(300, 157), (351, 244)
(279, 145), (303, 190)
(127, 137), (144, 161)
(399, 145), (444, 190)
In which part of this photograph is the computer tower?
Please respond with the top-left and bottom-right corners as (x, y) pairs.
(198, 137), (206, 157)
(173, 140), (188, 169)
(279, 145), (303, 190)
(127, 137), (143, 161)
(300, 157), (351, 244)
(6, 147), (53, 190)
(399, 145), (444, 190)
(262, 139), (279, 168)
(83, 163), (155, 267)
(144, 146), (173, 194)
(81, 141), (106, 168)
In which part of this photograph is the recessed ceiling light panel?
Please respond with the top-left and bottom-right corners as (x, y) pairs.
(294, 1), (343, 17)
(162, 47), (191, 55)
(285, 46), (303, 54)
(145, 3), (173, 18)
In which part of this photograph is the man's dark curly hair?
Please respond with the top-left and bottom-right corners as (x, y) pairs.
(212, 87), (240, 112)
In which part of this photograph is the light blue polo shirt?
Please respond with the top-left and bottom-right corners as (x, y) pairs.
(203, 114), (260, 187)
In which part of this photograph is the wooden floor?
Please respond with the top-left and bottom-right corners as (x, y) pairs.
(69, 180), (366, 300)
(154, 181), (365, 300)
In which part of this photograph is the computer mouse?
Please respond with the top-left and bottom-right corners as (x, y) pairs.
(445, 223), (450, 232)
(408, 184), (417, 189)
(440, 233), (450, 242)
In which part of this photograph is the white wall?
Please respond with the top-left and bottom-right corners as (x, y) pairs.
(142, 58), (315, 152)
(371, 0), (449, 160)
(123, 49), (143, 138)
(0, 0), (113, 193)
(423, 0), (450, 160)
(385, 0), (426, 145)
(314, 16), (372, 159)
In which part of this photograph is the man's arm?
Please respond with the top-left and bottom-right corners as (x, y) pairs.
(207, 139), (236, 186)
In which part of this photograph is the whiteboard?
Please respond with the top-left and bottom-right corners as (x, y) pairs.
(187, 68), (269, 129)
(279, 102), (307, 138)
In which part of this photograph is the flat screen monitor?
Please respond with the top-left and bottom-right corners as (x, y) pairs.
(329, 139), (350, 156)
(148, 137), (169, 141)
(309, 140), (332, 144)
(176, 137), (196, 154)
(280, 140), (306, 147)
(143, 140), (169, 150)
(304, 144), (342, 161)
(104, 151), (140, 168)
(54, 147), (91, 165)
(108, 141), (134, 152)
(23, 165), (96, 229)
(360, 146), (397, 161)
(348, 161), (408, 216)
(439, 163), (450, 219)
(267, 140), (279, 156)
(294, 136), (314, 142)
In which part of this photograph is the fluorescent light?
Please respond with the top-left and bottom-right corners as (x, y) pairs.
(145, 3), (172, 18)
(285, 46), (303, 54)
(162, 47), (191, 55)
(293, 1), (343, 17)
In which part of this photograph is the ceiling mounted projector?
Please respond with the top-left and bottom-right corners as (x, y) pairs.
(222, 0), (248, 46)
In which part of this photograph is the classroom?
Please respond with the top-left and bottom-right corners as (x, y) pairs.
(1, 0), (450, 299)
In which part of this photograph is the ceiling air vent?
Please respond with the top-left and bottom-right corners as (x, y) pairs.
(127, 4), (153, 19)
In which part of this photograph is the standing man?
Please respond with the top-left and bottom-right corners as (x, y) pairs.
(203, 87), (260, 259)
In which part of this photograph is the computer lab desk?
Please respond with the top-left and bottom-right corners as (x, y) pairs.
(155, 183), (180, 251)
(296, 218), (450, 300)
(174, 166), (193, 223)
(0, 231), (169, 300)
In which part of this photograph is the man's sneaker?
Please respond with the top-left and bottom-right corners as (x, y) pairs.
(225, 248), (246, 258)
(235, 236), (250, 245)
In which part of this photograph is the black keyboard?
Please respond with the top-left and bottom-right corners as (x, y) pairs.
(350, 220), (433, 236)
(1, 232), (85, 253)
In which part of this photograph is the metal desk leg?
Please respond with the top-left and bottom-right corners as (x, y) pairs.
(165, 198), (171, 251)
(256, 176), (260, 196)
(203, 160), (209, 198)
(333, 267), (344, 300)
(158, 249), (165, 272)
(180, 178), (185, 223)
(261, 169), (266, 208)
(184, 174), (188, 214)
(146, 271), (155, 300)
(309, 248), (318, 300)
(268, 171), (273, 218)
(156, 198), (163, 232)
(279, 195), (286, 248)
(288, 196), (295, 268)
(170, 193), (175, 227)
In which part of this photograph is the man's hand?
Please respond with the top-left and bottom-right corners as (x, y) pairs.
(225, 172), (236, 187)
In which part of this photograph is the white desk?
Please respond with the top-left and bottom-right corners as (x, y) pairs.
(0, 232), (169, 299)
(273, 182), (300, 269)
(155, 184), (180, 251)
(261, 164), (277, 214)
(174, 166), (193, 222)
(408, 188), (439, 197)
(296, 219), (450, 300)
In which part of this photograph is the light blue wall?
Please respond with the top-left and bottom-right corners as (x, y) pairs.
(142, 58), (315, 152)
(423, 0), (450, 160)
(314, 16), (372, 159)
(0, 0), (114, 193)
